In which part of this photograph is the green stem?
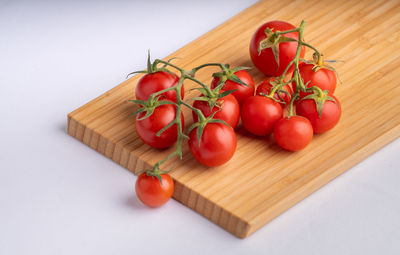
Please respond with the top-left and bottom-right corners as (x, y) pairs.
(191, 63), (225, 73)
(277, 28), (305, 84)
(148, 86), (177, 101)
(292, 20), (306, 92)
(154, 151), (179, 169)
(153, 76), (186, 166)
(141, 59), (224, 172)
(288, 93), (298, 118)
(181, 101), (206, 122)
(271, 20), (315, 105)
(173, 77), (185, 159)
(278, 59), (295, 83)
(268, 81), (282, 97)
(185, 76), (213, 96)
(301, 41), (319, 55)
(268, 78), (294, 98)
(153, 59), (184, 73)
(275, 28), (300, 35)
(301, 41), (322, 63)
(310, 85), (325, 97)
(283, 78), (295, 85)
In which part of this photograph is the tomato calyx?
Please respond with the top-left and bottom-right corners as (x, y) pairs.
(141, 167), (171, 185)
(129, 96), (176, 121)
(212, 64), (251, 88)
(258, 27), (298, 67)
(259, 95), (283, 105)
(301, 86), (338, 118)
(127, 50), (177, 78)
(301, 52), (342, 83)
(143, 149), (179, 185)
(259, 78), (292, 106)
(187, 111), (230, 146)
(191, 81), (236, 111)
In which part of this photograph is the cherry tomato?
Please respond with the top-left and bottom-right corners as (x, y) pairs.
(293, 63), (337, 98)
(241, 95), (283, 136)
(249, 20), (306, 77)
(192, 92), (240, 128)
(273, 116), (313, 151)
(135, 103), (184, 149)
(136, 71), (184, 102)
(296, 95), (341, 134)
(211, 70), (255, 104)
(135, 172), (174, 207)
(188, 123), (236, 167)
(256, 77), (292, 108)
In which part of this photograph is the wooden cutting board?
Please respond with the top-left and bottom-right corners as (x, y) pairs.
(68, 0), (400, 238)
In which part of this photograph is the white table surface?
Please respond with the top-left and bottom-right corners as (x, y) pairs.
(1, 1), (399, 254)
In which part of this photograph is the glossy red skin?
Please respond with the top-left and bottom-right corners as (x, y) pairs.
(192, 93), (240, 128)
(135, 103), (184, 149)
(188, 123), (237, 167)
(296, 95), (341, 134)
(135, 173), (174, 207)
(211, 70), (255, 104)
(273, 116), (313, 151)
(293, 63), (337, 98)
(135, 71), (184, 102)
(240, 95), (283, 136)
(256, 77), (293, 108)
(249, 20), (306, 77)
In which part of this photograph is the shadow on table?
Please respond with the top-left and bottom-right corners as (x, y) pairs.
(124, 194), (149, 210)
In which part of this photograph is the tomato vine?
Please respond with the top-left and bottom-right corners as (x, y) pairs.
(129, 20), (342, 207)
(128, 55), (241, 183)
(262, 20), (338, 118)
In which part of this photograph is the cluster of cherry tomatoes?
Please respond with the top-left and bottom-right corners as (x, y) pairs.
(131, 20), (342, 207)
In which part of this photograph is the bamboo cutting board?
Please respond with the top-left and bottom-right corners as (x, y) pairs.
(68, 0), (400, 238)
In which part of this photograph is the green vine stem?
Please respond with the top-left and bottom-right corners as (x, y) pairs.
(287, 93), (298, 118)
(268, 20), (323, 101)
(132, 20), (329, 178)
(131, 59), (235, 175)
(301, 41), (322, 65)
(191, 63), (225, 73)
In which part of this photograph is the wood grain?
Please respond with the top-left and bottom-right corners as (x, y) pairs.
(67, 0), (400, 238)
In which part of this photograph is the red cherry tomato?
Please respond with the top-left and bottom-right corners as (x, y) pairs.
(188, 123), (236, 167)
(293, 63), (337, 98)
(135, 71), (184, 102)
(296, 95), (341, 134)
(249, 20), (306, 77)
(135, 103), (184, 149)
(211, 70), (255, 104)
(273, 116), (313, 151)
(135, 173), (174, 207)
(256, 77), (292, 108)
(192, 92), (240, 128)
(240, 95), (283, 136)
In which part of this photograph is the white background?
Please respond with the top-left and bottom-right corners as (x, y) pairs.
(1, 1), (400, 254)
